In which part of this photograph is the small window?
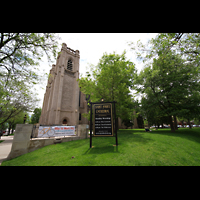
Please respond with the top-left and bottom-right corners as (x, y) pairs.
(79, 113), (81, 121)
(79, 91), (81, 107)
(67, 59), (73, 71)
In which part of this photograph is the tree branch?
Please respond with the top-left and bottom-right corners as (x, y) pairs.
(0, 33), (19, 50)
(150, 84), (168, 112)
(0, 33), (4, 48)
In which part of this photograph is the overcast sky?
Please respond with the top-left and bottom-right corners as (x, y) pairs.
(36, 33), (158, 108)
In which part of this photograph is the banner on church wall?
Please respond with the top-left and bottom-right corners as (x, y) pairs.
(38, 126), (75, 138)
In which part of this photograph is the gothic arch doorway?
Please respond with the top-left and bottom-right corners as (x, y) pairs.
(63, 118), (67, 125)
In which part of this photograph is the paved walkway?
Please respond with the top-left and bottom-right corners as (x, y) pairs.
(0, 136), (13, 165)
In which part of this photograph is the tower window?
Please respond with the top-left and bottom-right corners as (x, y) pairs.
(79, 113), (81, 121)
(67, 59), (73, 71)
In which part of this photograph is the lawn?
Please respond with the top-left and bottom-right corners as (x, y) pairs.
(2, 128), (200, 166)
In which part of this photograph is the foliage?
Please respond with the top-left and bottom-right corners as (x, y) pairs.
(129, 33), (200, 132)
(0, 33), (60, 125)
(7, 111), (30, 134)
(0, 33), (59, 79)
(78, 51), (136, 122)
(31, 108), (42, 124)
(81, 112), (90, 122)
(122, 118), (133, 128)
(0, 76), (39, 125)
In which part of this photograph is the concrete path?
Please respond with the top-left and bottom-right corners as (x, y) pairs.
(0, 136), (13, 165)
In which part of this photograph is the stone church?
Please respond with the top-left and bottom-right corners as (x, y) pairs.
(39, 43), (139, 129)
(39, 43), (88, 126)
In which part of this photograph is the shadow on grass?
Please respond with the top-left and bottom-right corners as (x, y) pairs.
(83, 129), (153, 155)
(118, 129), (153, 145)
(84, 145), (119, 155)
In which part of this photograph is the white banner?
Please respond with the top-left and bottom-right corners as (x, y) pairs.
(38, 126), (75, 138)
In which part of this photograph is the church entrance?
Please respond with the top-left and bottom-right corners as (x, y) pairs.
(63, 119), (67, 125)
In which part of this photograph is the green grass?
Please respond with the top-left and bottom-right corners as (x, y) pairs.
(0, 140), (4, 143)
(2, 128), (200, 166)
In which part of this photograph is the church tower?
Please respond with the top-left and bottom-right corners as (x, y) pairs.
(39, 43), (84, 126)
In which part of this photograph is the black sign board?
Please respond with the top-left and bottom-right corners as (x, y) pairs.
(89, 101), (118, 148)
(93, 103), (113, 136)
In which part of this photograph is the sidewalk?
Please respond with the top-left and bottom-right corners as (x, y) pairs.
(0, 136), (13, 165)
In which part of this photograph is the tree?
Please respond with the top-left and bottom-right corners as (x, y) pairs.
(0, 33), (59, 124)
(7, 111), (30, 134)
(129, 33), (200, 69)
(31, 108), (42, 124)
(0, 74), (39, 125)
(129, 33), (200, 132)
(0, 33), (59, 93)
(78, 51), (136, 122)
(140, 96), (171, 128)
(0, 33), (59, 79)
(134, 52), (200, 132)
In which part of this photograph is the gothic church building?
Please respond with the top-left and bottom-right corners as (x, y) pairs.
(39, 43), (88, 126)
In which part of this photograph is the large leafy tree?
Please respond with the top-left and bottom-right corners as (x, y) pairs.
(129, 33), (200, 132)
(78, 51), (136, 122)
(0, 33), (59, 86)
(0, 75), (39, 125)
(0, 33), (59, 125)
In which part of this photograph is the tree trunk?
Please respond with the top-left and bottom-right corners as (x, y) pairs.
(174, 115), (178, 130)
(11, 124), (15, 134)
(169, 115), (175, 132)
(181, 120), (184, 127)
(148, 121), (150, 129)
(188, 119), (192, 129)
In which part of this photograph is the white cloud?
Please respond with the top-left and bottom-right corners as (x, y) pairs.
(36, 33), (158, 108)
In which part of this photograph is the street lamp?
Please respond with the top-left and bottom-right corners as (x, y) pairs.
(101, 98), (104, 102)
(24, 115), (27, 124)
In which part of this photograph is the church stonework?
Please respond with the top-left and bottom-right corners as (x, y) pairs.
(39, 43), (88, 126)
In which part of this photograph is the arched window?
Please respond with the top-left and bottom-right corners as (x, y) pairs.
(67, 59), (73, 71)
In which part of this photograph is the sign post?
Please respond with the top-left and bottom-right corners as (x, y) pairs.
(89, 101), (118, 148)
(113, 102), (118, 146)
(90, 102), (93, 148)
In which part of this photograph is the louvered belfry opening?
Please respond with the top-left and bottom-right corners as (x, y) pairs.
(67, 59), (73, 71)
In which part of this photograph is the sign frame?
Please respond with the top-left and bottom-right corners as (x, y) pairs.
(89, 101), (118, 148)
(93, 103), (114, 137)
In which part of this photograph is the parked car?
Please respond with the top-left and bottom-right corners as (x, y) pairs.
(192, 124), (199, 127)
(0, 130), (6, 137)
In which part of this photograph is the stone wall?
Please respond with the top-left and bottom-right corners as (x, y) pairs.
(77, 124), (89, 139)
(7, 124), (88, 161)
(7, 124), (33, 160)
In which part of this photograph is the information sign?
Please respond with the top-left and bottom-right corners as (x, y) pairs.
(93, 103), (113, 136)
